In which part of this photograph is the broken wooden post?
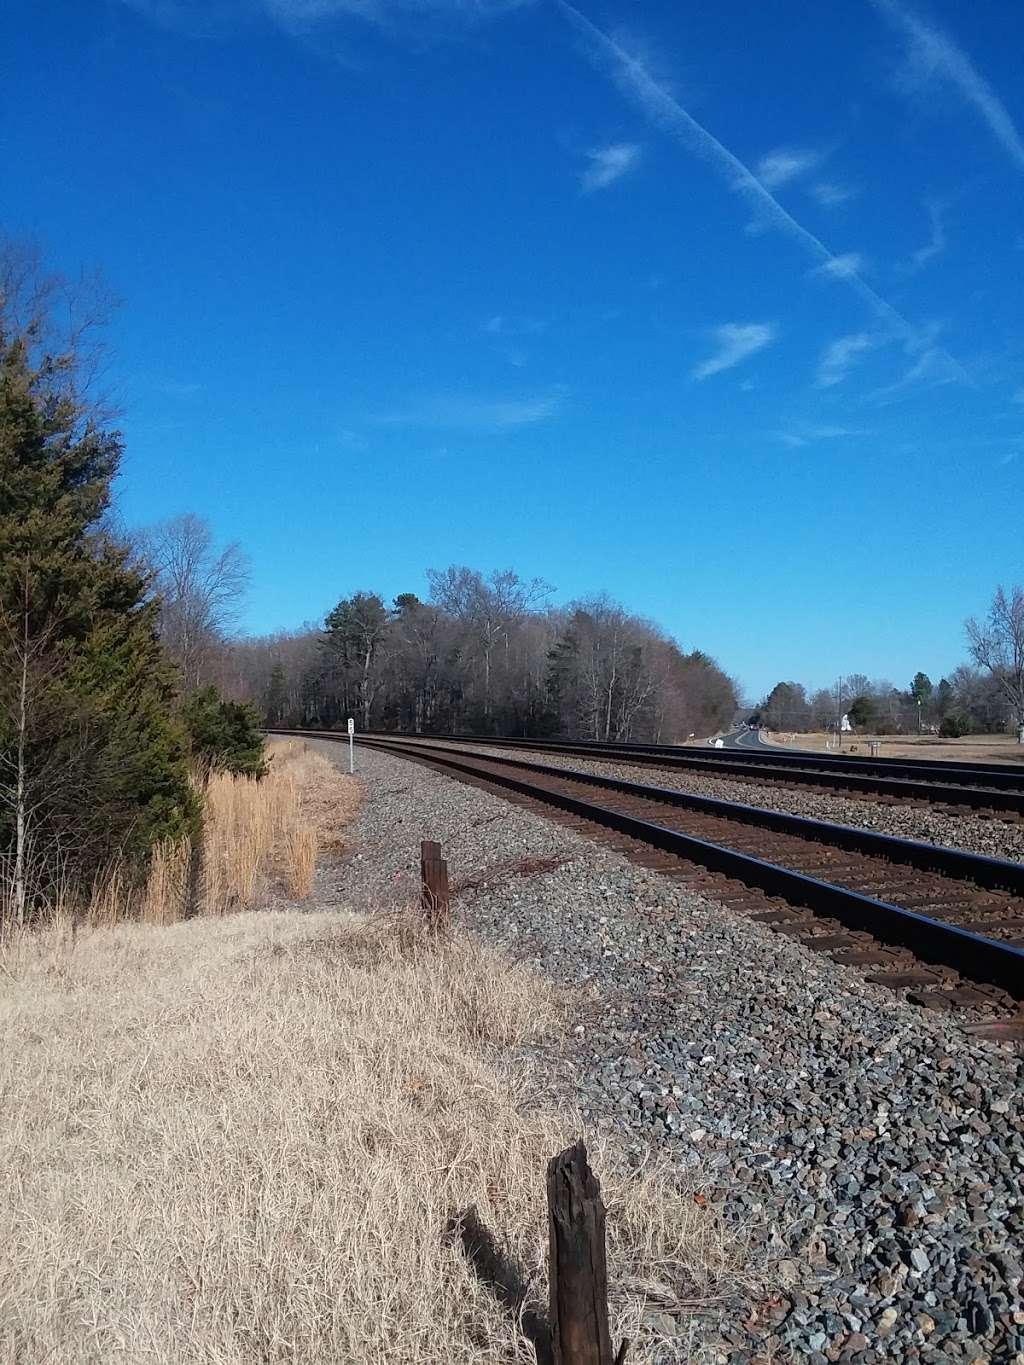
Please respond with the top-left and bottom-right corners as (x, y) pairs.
(546, 1140), (627, 1365)
(420, 839), (450, 928)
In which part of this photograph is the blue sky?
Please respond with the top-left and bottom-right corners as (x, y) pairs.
(4, 0), (1022, 698)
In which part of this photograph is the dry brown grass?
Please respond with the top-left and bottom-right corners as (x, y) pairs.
(142, 838), (193, 924)
(761, 729), (1024, 763)
(200, 739), (359, 917)
(0, 908), (742, 1363)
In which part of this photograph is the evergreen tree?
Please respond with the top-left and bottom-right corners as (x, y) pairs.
(910, 672), (933, 704)
(0, 310), (198, 912)
(183, 686), (267, 778)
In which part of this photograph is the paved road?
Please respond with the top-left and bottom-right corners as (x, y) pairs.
(714, 727), (771, 750)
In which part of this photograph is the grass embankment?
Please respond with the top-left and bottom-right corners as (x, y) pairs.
(0, 739), (742, 1363)
(760, 730), (1024, 763)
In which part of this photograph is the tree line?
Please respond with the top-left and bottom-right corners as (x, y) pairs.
(751, 594), (1024, 740)
(215, 572), (740, 744)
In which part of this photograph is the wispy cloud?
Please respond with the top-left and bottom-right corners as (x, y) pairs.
(756, 147), (820, 189)
(120, 0), (528, 36)
(148, 375), (203, 397)
(998, 451), (1019, 466)
(869, 344), (962, 402)
(904, 198), (947, 271)
(483, 314), (547, 336)
(809, 181), (857, 207)
(374, 388), (564, 431)
(692, 323), (777, 381)
(270, 0), (527, 21)
(555, 1), (960, 371)
(816, 332), (877, 388)
(117, 0), (302, 35)
(870, 0), (1024, 171)
(813, 251), (867, 280)
(483, 314), (545, 366)
(579, 142), (642, 192)
(777, 422), (864, 448)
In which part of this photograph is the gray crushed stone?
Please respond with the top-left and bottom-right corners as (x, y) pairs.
(313, 740), (1024, 1365)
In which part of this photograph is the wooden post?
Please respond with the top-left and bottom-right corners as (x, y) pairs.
(547, 1141), (627, 1365)
(420, 839), (450, 928)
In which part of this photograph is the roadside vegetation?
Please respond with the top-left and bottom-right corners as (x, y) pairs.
(0, 244), (267, 930)
(749, 606), (1024, 743)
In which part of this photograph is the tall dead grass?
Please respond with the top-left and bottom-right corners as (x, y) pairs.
(200, 738), (359, 916)
(0, 909), (742, 1363)
(0, 739), (360, 932)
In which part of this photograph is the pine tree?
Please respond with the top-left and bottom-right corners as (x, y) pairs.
(0, 314), (198, 911)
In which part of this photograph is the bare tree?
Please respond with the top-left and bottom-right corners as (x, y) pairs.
(0, 572), (41, 925)
(142, 514), (249, 691)
(428, 567), (552, 724)
(966, 585), (1024, 738)
(1, 236), (117, 422)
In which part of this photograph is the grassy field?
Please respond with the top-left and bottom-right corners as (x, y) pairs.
(0, 744), (742, 1363)
(760, 731), (1024, 764)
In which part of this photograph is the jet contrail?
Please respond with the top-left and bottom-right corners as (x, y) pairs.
(555, 0), (966, 378)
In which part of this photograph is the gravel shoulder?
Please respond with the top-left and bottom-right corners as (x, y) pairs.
(314, 740), (1024, 1365)
(396, 739), (1024, 863)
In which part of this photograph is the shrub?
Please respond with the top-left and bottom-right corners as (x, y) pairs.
(939, 713), (969, 738)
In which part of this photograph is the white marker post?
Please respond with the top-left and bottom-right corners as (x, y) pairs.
(347, 717), (355, 774)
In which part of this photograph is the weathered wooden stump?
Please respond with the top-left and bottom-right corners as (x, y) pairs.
(420, 839), (450, 928)
(546, 1140), (627, 1365)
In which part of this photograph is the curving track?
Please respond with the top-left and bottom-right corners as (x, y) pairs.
(277, 729), (1024, 1028)
(352, 729), (1024, 819)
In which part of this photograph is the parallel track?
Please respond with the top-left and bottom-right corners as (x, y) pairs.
(351, 729), (1024, 819)
(282, 729), (1024, 1024)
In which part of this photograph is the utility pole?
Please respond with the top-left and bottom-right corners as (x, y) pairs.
(835, 675), (845, 753)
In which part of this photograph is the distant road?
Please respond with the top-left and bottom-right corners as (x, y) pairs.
(716, 727), (772, 750)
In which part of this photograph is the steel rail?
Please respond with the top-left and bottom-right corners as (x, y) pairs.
(436, 731), (1024, 785)
(345, 730), (1024, 815)
(289, 730), (1024, 998)
(357, 736), (1024, 895)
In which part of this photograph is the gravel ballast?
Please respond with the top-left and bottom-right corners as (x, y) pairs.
(315, 740), (1024, 1365)
(399, 739), (1024, 864)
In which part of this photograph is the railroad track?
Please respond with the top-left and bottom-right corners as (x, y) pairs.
(279, 729), (1024, 1033)
(351, 729), (1024, 819)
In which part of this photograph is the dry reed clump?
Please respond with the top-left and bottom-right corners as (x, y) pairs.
(0, 909), (743, 1364)
(137, 738), (361, 922)
(142, 838), (193, 924)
